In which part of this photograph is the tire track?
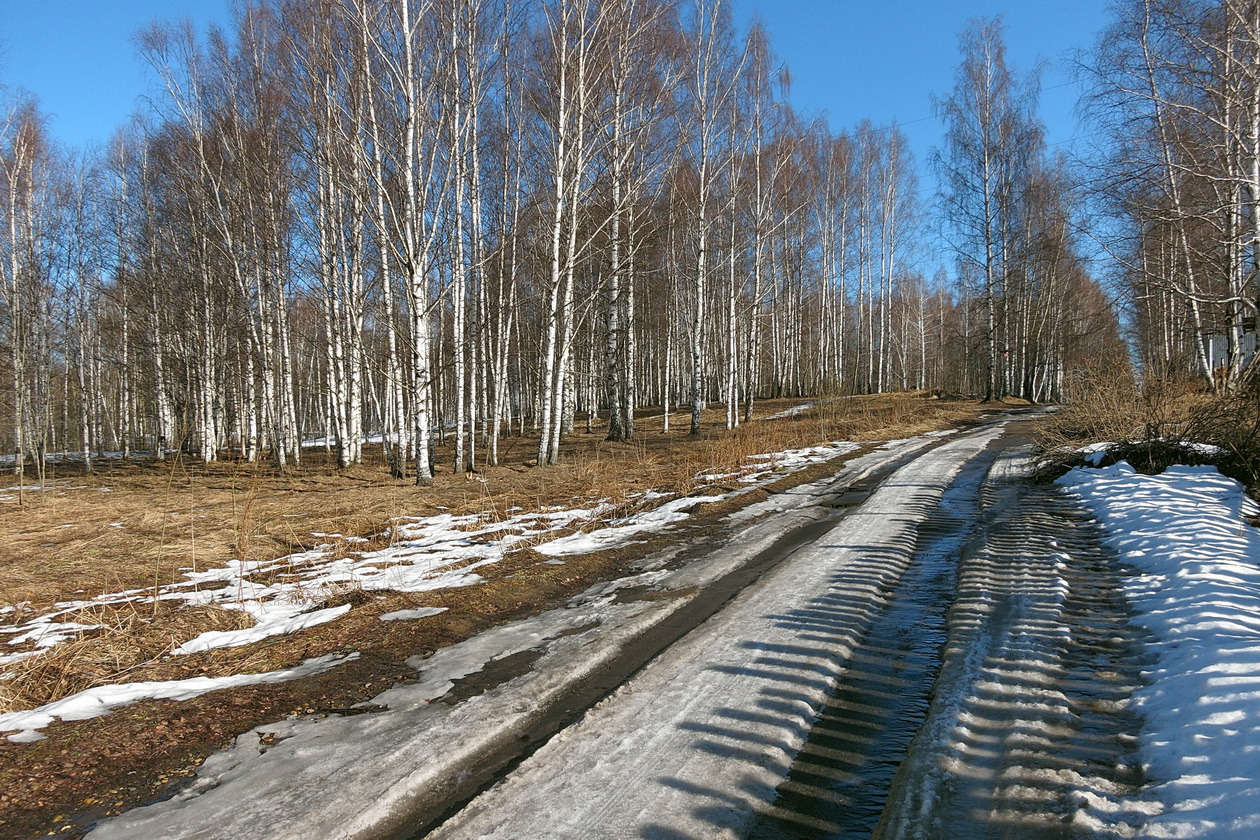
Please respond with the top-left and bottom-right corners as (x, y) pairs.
(875, 447), (1156, 840)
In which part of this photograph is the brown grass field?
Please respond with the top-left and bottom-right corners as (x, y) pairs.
(0, 393), (993, 839)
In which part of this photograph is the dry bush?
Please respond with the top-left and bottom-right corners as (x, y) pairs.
(1182, 383), (1260, 494)
(1037, 365), (1145, 451)
(0, 603), (254, 714)
(1036, 364), (1210, 449)
(1034, 363), (1259, 491)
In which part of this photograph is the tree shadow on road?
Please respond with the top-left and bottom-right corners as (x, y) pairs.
(640, 454), (1158, 840)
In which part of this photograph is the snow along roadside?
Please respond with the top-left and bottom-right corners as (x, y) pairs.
(0, 440), (866, 741)
(1057, 462), (1260, 840)
(85, 430), (969, 840)
(1, 442), (865, 666)
(0, 654), (358, 744)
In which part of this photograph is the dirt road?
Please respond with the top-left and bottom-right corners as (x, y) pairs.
(92, 415), (1151, 840)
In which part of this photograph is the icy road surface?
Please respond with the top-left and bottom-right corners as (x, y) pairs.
(91, 414), (1190, 840)
(428, 424), (1017, 840)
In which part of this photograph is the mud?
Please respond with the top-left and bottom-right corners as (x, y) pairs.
(875, 448), (1154, 839)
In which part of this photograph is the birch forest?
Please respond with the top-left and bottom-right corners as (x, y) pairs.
(2, 0), (1123, 482)
(1090, 0), (1260, 392)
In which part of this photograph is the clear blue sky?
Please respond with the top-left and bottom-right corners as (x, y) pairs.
(0, 0), (1110, 170)
(0, 1), (229, 150)
(734, 1), (1111, 184)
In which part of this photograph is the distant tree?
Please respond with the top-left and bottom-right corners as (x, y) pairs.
(934, 17), (1043, 402)
(1, 98), (56, 495)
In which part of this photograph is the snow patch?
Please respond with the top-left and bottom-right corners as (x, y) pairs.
(5, 436), (866, 669)
(174, 604), (351, 654)
(379, 607), (448, 622)
(0, 653), (358, 743)
(763, 402), (815, 420)
(1060, 461), (1260, 838)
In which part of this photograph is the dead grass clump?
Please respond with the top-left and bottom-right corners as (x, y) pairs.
(0, 603), (254, 714)
(316, 587), (375, 611)
(727, 417), (806, 457)
(1033, 365), (1259, 492)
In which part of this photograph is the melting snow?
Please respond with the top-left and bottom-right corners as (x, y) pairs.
(0, 653), (358, 743)
(763, 402), (815, 420)
(2, 440), (862, 668)
(1060, 461), (1260, 838)
(82, 431), (958, 840)
(174, 604), (352, 654)
(379, 607), (448, 622)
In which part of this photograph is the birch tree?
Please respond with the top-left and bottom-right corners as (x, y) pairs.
(935, 17), (1042, 401)
(600, 0), (678, 442)
(1091, 0), (1260, 391)
(1, 98), (57, 494)
(680, 0), (739, 435)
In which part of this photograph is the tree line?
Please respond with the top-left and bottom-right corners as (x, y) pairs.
(1088, 0), (1260, 393)
(2, 0), (1119, 484)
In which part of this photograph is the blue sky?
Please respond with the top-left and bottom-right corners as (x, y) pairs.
(0, 0), (1111, 173)
(0, 1), (229, 149)
(735, 1), (1111, 168)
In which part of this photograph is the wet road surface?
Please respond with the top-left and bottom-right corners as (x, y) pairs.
(424, 419), (1154, 839)
(89, 415), (1155, 840)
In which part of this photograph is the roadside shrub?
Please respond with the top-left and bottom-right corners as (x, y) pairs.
(1034, 363), (1260, 498)
(1182, 383), (1260, 495)
(1033, 366), (1230, 484)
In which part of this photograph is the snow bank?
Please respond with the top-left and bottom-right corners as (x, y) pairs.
(1059, 461), (1260, 838)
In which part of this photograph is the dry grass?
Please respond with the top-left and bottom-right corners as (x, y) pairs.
(814, 391), (983, 441)
(0, 394), (987, 716)
(0, 604), (254, 712)
(1033, 365), (1260, 494)
(0, 458), (440, 613)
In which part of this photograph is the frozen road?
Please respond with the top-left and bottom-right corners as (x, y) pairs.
(93, 415), (1153, 840)
(427, 419), (1151, 840)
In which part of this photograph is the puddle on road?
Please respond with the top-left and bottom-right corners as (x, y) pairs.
(749, 444), (1155, 840)
(746, 440), (997, 839)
